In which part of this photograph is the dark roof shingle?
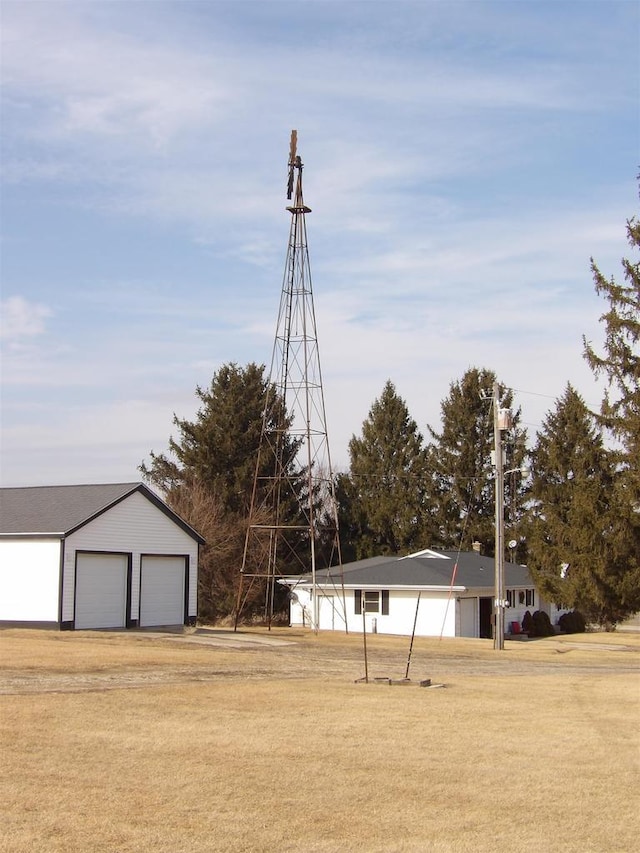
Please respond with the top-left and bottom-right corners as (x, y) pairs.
(295, 549), (532, 591)
(0, 483), (141, 534)
(0, 483), (205, 544)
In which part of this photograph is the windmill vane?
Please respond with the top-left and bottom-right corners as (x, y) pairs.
(287, 129), (298, 199)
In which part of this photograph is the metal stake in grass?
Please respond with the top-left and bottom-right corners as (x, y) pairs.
(357, 591), (439, 688)
(404, 592), (421, 680)
(361, 602), (369, 683)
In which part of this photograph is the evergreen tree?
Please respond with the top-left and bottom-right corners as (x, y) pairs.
(425, 367), (527, 554)
(581, 203), (640, 626)
(140, 362), (297, 515)
(338, 380), (432, 558)
(140, 362), (301, 621)
(525, 384), (616, 623)
(585, 213), (640, 462)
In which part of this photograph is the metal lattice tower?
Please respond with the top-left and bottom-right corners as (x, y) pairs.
(234, 131), (346, 631)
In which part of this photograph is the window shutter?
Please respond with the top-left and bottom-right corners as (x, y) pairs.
(381, 590), (389, 615)
(354, 590), (362, 614)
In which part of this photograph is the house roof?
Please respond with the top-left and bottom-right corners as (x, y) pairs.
(0, 482), (205, 543)
(288, 549), (532, 592)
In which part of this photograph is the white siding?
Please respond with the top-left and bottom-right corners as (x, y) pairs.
(63, 491), (198, 625)
(0, 538), (61, 622)
(504, 586), (538, 633)
(540, 598), (569, 629)
(292, 587), (457, 637)
(289, 588), (312, 627)
(376, 590), (456, 638)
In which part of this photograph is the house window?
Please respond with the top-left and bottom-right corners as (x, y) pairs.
(506, 590), (516, 608)
(364, 591), (379, 612)
(355, 590), (389, 615)
(515, 589), (535, 607)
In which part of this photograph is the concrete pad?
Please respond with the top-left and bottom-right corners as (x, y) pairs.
(168, 628), (296, 648)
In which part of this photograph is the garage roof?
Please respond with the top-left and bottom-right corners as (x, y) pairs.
(0, 482), (205, 542)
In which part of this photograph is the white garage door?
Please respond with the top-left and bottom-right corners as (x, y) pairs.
(140, 556), (185, 627)
(76, 553), (127, 629)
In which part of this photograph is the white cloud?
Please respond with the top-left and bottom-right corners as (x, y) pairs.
(0, 296), (53, 343)
(2, 6), (234, 150)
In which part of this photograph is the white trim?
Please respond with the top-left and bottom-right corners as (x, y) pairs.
(293, 582), (466, 593)
(400, 548), (451, 560)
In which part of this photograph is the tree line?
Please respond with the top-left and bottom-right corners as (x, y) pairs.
(141, 198), (639, 629)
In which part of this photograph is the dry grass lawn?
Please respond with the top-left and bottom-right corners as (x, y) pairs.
(1, 628), (638, 853)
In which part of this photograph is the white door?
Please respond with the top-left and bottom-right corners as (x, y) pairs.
(319, 595), (335, 630)
(458, 597), (477, 638)
(140, 556), (185, 627)
(75, 553), (127, 629)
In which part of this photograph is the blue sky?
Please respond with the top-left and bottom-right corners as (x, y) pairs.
(1, 0), (638, 486)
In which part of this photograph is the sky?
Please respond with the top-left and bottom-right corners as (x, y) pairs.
(1, 0), (638, 487)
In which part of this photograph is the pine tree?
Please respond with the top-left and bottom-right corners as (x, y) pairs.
(585, 214), (640, 462)
(140, 362), (301, 620)
(338, 380), (432, 558)
(581, 203), (640, 626)
(425, 367), (527, 554)
(140, 362), (298, 515)
(525, 384), (617, 623)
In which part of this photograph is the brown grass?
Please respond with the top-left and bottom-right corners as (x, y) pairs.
(1, 628), (639, 853)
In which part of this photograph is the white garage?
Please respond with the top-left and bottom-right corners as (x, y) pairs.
(0, 483), (204, 630)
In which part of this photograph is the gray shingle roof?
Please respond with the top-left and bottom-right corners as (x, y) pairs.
(294, 549), (532, 591)
(0, 483), (205, 543)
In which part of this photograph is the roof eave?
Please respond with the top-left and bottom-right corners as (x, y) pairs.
(291, 581), (467, 593)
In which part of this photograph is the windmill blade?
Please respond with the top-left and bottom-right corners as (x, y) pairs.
(289, 129), (298, 165)
(287, 129), (297, 199)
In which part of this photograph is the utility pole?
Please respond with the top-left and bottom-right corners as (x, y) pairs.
(493, 381), (508, 651)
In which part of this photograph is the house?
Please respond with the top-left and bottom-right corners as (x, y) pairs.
(282, 548), (559, 639)
(0, 483), (204, 630)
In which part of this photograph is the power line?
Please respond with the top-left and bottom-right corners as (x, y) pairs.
(508, 385), (604, 411)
